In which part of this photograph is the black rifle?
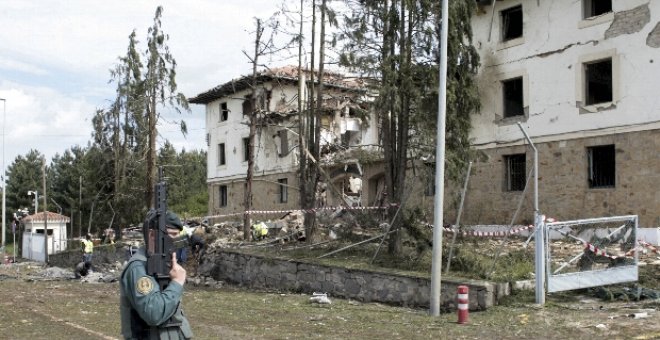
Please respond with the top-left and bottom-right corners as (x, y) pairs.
(143, 167), (188, 291)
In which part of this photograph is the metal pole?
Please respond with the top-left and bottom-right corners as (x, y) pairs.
(516, 122), (544, 304)
(445, 161), (472, 274)
(430, 0), (449, 316)
(42, 158), (48, 263)
(1, 98), (5, 249)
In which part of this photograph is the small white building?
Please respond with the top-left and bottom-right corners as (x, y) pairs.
(21, 211), (70, 262)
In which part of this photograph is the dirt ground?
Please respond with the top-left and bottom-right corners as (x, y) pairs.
(0, 262), (659, 340)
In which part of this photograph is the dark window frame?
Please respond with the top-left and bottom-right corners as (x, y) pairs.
(278, 178), (288, 203)
(501, 5), (523, 41)
(220, 102), (229, 121)
(219, 185), (228, 207)
(505, 154), (526, 192)
(588, 144), (615, 188)
(502, 76), (525, 118)
(218, 143), (226, 166)
(242, 137), (250, 162)
(583, 0), (612, 19)
(584, 58), (613, 106)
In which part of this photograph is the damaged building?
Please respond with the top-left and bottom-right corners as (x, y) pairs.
(188, 66), (384, 220)
(461, 0), (660, 227)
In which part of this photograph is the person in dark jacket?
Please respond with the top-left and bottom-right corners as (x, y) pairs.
(119, 211), (193, 339)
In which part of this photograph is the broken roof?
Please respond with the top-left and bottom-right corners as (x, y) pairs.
(189, 65), (365, 104)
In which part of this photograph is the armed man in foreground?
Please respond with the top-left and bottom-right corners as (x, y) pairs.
(120, 210), (192, 339)
(120, 167), (193, 339)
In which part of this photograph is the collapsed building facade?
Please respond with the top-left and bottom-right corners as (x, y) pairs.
(462, 0), (660, 227)
(189, 66), (386, 221)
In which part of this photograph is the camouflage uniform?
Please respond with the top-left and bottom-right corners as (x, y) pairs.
(120, 248), (193, 339)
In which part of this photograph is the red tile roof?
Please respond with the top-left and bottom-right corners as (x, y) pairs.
(22, 211), (70, 223)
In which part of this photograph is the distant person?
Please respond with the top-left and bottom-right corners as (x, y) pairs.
(81, 234), (94, 267)
(74, 261), (91, 279)
(119, 210), (192, 339)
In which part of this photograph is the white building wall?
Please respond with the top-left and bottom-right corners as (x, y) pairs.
(470, 0), (660, 148)
(205, 85), (301, 182)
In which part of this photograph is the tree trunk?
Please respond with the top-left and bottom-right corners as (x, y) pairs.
(243, 19), (263, 240)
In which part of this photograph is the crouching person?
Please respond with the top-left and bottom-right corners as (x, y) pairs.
(74, 261), (91, 279)
(119, 211), (193, 339)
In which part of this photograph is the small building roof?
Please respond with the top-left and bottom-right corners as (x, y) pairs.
(189, 65), (365, 104)
(22, 211), (70, 223)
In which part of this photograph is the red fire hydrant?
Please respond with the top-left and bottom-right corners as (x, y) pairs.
(457, 285), (469, 324)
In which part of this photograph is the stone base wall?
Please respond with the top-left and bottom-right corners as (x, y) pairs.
(460, 129), (659, 227)
(208, 173), (299, 224)
(198, 249), (509, 310)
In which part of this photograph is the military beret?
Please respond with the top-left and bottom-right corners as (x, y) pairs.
(165, 211), (183, 230)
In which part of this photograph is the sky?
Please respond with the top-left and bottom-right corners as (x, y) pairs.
(0, 0), (303, 174)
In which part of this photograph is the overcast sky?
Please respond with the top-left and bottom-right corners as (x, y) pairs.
(0, 0), (304, 174)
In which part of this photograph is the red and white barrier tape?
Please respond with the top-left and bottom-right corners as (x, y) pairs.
(205, 204), (394, 220)
(638, 240), (660, 255)
(426, 224), (535, 238)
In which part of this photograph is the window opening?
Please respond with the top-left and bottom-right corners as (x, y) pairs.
(501, 5), (523, 41)
(502, 77), (524, 117)
(584, 0), (612, 19)
(278, 178), (288, 203)
(218, 143), (226, 166)
(243, 137), (250, 162)
(588, 145), (615, 188)
(505, 154), (526, 191)
(585, 59), (612, 105)
(242, 96), (253, 115)
(219, 185), (228, 207)
(220, 102), (229, 121)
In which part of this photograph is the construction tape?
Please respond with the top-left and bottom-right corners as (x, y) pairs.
(427, 224), (535, 238)
(205, 204), (396, 221)
(638, 240), (660, 255)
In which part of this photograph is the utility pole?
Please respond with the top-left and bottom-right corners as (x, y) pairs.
(1, 98), (6, 249)
(42, 157), (48, 263)
(79, 176), (82, 238)
(430, 0), (449, 316)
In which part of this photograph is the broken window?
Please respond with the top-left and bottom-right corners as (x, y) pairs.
(220, 102), (229, 121)
(219, 185), (228, 207)
(259, 90), (272, 111)
(584, 59), (612, 105)
(502, 77), (524, 118)
(588, 144), (615, 188)
(278, 178), (288, 203)
(242, 137), (250, 162)
(583, 0), (612, 19)
(277, 130), (288, 157)
(218, 143), (226, 166)
(242, 96), (253, 115)
(505, 154), (526, 191)
(501, 5), (523, 41)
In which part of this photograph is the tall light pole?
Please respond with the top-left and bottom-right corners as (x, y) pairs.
(430, 0), (449, 316)
(1, 98), (5, 249)
(28, 191), (39, 213)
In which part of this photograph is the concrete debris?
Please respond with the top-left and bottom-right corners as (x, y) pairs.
(310, 292), (331, 304)
(189, 275), (224, 289)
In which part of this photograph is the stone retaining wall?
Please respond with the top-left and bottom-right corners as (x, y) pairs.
(198, 249), (509, 310)
(48, 243), (128, 269)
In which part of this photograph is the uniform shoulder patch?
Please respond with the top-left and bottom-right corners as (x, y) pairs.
(136, 276), (155, 295)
